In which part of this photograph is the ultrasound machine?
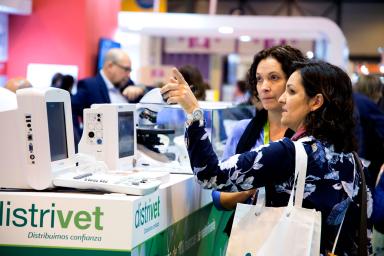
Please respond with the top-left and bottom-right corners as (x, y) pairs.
(0, 88), (163, 195)
(54, 103), (169, 195)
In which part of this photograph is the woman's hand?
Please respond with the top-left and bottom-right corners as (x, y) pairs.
(219, 189), (257, 210)
(160, 68), (199, 114)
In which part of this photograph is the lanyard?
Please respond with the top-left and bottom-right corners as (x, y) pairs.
(263, 121), (270, 145)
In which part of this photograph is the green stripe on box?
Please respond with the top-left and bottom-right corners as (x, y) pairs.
(0, 245), (131, 256)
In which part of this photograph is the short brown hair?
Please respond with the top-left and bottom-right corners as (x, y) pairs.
(354, 74), (383, 103)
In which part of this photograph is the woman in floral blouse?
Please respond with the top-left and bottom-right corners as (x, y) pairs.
(161, 60), (372, 254)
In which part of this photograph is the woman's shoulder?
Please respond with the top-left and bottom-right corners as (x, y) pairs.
(289, 137), (355, 176)
(300, 136), (354, 166)
(302, 137), (361, 197)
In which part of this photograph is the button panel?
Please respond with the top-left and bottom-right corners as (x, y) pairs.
(86, 113), (103, 145)
(24, 114), (35, 164)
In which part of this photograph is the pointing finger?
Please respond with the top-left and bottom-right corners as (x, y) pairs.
(172, 68), (187, 84)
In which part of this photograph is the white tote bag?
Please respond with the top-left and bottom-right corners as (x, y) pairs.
(226, 141), (322, 256)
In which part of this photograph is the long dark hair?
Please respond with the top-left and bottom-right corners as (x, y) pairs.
(236, 45), (305, 153)
(294, 60), (357, 152)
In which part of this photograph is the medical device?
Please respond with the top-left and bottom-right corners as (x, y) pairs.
(78, 104), (137, 171)
(0, 87), (76, 190)
(53, 103), (166, 195)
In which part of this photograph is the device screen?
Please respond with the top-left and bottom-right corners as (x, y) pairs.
(46, 102), (68, 161)
(118, 111), (134, 158)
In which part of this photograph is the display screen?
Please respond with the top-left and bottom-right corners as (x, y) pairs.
(46, 102), (68, 161)
(97, 38), (121, 71)
(118, 111), (134, 158)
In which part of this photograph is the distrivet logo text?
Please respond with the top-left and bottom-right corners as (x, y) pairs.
(0, 201), (103, 230)
(134, 196), (160, 228)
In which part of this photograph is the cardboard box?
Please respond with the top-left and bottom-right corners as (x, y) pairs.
(0, 174), (223, 255)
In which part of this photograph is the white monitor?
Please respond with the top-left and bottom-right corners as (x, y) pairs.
(78, 104), (137, 171)
(0, 87), (76, 190)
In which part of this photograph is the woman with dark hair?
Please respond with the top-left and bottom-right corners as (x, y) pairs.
(224, 45), (305, 160)
(161, 60), (372, 254)
(217, 45), (305, 213)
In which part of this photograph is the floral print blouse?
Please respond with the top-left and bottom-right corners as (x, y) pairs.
(186, 121), (372, 254)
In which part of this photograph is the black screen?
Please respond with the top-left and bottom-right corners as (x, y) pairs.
(118, 111), (134, 158)
(46, 102), (68, 161)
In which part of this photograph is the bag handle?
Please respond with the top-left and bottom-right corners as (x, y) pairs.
(352, 151), (368, 256)
(288, 141), (308, 207)
(289, 143), (367, 254)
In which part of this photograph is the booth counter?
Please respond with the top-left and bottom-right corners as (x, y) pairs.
(0, 174), (232, 255)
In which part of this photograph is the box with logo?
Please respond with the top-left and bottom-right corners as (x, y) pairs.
(0, 174), (232, 255)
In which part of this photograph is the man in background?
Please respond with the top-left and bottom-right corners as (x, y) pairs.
(0, 77), (32, 111)
(233, 80), (251, 105)
(4, 77), (32, 93)
(71, 48), (144, 142)
(353, 74), (384, 187)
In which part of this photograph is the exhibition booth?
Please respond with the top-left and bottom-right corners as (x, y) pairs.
(0, 87), (251, 255)
(0, 11), (349, 256)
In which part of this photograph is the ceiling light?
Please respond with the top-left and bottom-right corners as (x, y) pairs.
(239, 35), (251, 42)
(218, 26), (234, 34)
(360, 65), (369, 75)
